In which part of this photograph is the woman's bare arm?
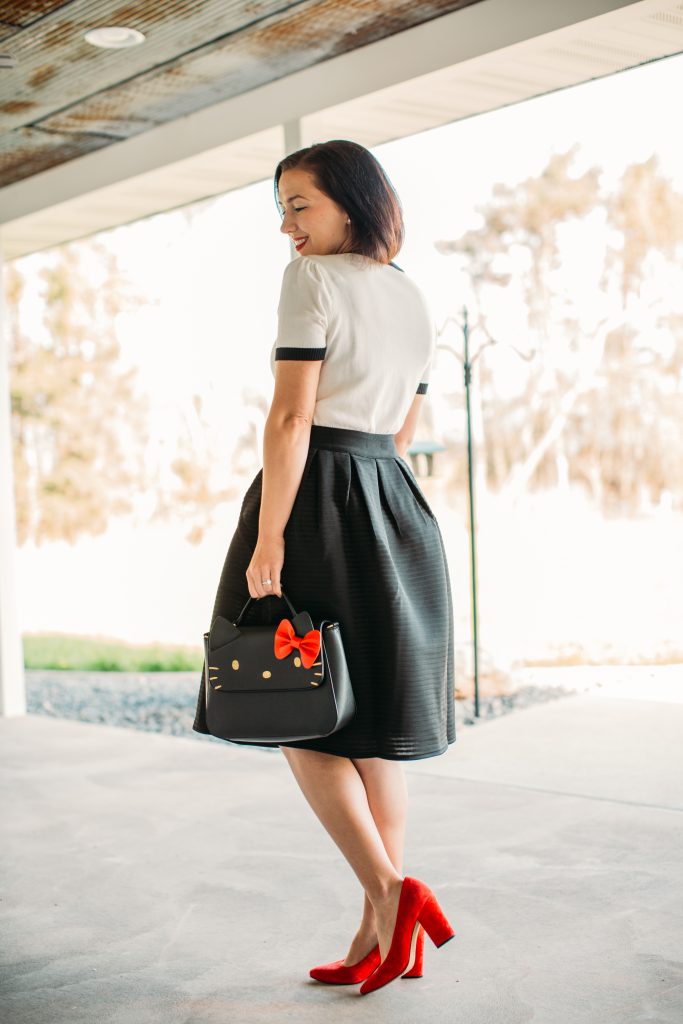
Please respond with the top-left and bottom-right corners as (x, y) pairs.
(394, 393), (425, 459)
(246, 359), (322, 599)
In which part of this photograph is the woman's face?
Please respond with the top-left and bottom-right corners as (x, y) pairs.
(278, 168), (351, 257)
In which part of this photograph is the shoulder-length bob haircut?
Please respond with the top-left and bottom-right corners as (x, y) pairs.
(274, 140), (405, 265)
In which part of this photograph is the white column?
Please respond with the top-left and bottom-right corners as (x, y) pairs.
(0, 237), (26, 716)
(282, 119), (302, 156)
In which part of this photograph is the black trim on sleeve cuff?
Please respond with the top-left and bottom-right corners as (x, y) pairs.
(275, 346), (326, 360)
(416, 381), (429, 394)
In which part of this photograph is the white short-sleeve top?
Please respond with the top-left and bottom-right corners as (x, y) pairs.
(269, 252), (436, 434)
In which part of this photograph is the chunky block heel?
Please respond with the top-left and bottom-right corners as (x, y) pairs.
(359, 876), (455, 995)
(418, 894), (456, 948)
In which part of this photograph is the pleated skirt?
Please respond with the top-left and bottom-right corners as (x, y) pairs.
(192, 424), (456, 760)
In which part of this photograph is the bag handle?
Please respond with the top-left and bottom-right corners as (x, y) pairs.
(234, 588), (298, 626)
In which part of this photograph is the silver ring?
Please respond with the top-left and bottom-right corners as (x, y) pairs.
(261, 578), (272, 585)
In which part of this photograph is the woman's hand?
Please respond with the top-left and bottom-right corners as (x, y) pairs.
(246, 533), (284, 600)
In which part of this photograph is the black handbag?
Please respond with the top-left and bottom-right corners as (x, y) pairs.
(202, 590), (356, 742)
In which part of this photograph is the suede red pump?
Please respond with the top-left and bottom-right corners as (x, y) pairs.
(309, 926), (425, 984)
(359, 876), (455, 995)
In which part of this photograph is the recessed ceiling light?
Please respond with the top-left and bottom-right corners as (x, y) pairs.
(84, 27), (145, 49)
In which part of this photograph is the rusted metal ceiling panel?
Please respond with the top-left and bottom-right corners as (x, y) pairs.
(0, 0), (280, 133)
(0, 123), (111, 181)
(0, 0), (485, 189)
(0, 1), (71, 26)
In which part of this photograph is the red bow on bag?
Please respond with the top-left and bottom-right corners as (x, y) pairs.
(274, 619), (321, 669)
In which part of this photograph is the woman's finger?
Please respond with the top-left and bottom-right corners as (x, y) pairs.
(247, 565), (274, 600)
(246, 538), (285, 599)
(259, 565), (279, 598)
(269, 568), (282, 597)
(246, 566), (263, 600)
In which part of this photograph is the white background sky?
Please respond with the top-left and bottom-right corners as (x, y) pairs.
(100, 50), (683, 453)
(12, 51), (683, 669)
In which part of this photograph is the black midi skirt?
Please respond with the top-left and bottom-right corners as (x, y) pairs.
(192, 424), (456, 760)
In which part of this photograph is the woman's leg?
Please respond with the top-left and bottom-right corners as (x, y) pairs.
(345, 756), (409, 963)
(279, 747), (407, 962)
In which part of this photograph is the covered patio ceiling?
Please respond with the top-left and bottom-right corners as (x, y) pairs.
(0, 0), (487, 189)
(0, 0), (681, 258)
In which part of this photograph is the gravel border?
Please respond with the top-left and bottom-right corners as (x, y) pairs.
(25, 669), (579, 748)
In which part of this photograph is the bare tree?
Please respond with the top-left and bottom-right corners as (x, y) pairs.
(6, 242), (148, 545)
(435, 148), (683, 513)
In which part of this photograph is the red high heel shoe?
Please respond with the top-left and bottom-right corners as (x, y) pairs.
(310, 926), (425, 983)
(359, 876), (455, 995)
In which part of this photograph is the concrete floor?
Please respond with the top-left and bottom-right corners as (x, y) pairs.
(1, 686), (682, 1024)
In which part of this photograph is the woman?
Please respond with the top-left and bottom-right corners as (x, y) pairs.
(193, 140), (456, 994)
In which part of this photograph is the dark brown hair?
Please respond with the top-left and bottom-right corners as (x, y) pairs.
(274, 140), (405, 265)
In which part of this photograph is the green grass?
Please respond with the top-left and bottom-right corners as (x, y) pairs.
(22, 633), (683, 673)
(22, 633), (203, 672)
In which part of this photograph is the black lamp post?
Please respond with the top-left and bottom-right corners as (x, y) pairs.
(437, 302), (535, 718)
(436, 306), (481, 718)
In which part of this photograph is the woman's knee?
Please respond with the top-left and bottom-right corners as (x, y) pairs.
(279, 746), (350, 770)
(352, 755), (405, 780)
(352, 757), (408, 807)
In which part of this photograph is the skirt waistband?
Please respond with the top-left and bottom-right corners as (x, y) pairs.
(309, 424), (398, 458)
